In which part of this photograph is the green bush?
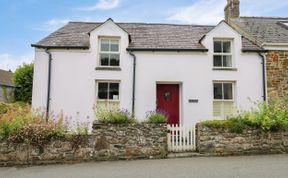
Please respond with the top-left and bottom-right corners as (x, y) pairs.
(95, 108), (134, 124)
(202, 96), (288, 133)
(13, 63), (34, 103)
(145, 110), (167, 124)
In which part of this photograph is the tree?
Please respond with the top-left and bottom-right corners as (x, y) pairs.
(13, 63), (34, 103)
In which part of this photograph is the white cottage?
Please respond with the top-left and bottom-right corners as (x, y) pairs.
(31, 18), (266, 127)
(32, 0), (271, 127)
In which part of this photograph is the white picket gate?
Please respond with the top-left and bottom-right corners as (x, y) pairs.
(167, 124), (196, 152)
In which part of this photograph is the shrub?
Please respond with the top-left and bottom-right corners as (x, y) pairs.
(95, 108), (134, 124)
(202, 96), (288, 133)
(8, 122), (66, 146)
(145, 110), (168, 124)
(0, 104), (68, 144)
(13, 63), (34, 103)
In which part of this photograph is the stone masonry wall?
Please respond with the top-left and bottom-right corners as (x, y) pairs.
(197, 124), (288, 155)
(0, 123), (167, 166)
(266, 51), (288, 99)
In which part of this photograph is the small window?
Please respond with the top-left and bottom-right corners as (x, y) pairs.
(213, 82), (234, 118)
(213, 40), (233, 68)
(97, 82), (119, 101)
(99, 38), (120, 67)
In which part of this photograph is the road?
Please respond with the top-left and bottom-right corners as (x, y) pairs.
(1, 155), (288, 178)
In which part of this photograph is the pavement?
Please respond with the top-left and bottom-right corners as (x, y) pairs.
(1, 154), (288, 178)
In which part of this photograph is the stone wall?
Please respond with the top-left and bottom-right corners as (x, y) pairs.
(0, 123), (167, 166)
(197, 124), (288, 155)
(266, 51), (288, 99)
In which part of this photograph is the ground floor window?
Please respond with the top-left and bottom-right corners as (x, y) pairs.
(96, 81), (120, 110)
(213, 82), (235, 118)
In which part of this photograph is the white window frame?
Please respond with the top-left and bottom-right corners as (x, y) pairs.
(98, 38), (120, 67)
(213, 81), (235, 118)
(213, 39), (234, 68)
(96, 80), (120, 102)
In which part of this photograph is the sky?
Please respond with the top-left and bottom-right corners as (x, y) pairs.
(0, 0), (288, 71)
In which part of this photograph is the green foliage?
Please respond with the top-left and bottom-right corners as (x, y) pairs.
(145, 110), (168, 124)
(95, 108), (134, 124)
(13, 63), (34, 103)
(202, 96), (288, 133)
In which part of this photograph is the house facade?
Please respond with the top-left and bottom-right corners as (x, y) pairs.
(0, 69), (15, 103)
(31, 0), (287, 127)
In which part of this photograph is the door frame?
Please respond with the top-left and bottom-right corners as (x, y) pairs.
(156, 81), (183, 125)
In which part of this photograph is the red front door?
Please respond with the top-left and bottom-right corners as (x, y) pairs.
(156, 84), (180, 125)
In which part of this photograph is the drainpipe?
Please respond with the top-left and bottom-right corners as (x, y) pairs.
(258, 53), (267, 102)
(45, 49), (52, 121)
(128, 50), (136, 117)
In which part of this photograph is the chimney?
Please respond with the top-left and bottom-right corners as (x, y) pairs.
(225, 0), (240, 23)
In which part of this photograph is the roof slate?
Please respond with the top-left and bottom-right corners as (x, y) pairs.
(0, 69), (14, 87)
(32, 21), (262, 51)
(231, 17), (288, 44)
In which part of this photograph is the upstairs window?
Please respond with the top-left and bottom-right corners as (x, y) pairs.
(99, 38), (120, 67)
(213, 40), (233, 68)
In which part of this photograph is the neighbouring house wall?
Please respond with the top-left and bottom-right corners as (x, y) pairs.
(0, 123), (167, 166)
(266, 50), (288, 99)
(0, 86), (15, 103)
(197, 124), (288, 155)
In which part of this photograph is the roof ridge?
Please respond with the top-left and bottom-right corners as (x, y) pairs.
(69, 21), (215, 27)
(239, 16), (288, 20)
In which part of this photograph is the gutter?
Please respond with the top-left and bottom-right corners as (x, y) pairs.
(45, 49), (52, 121)
(31, 44), (89, 50)
(126, 48), (208, 52)
(258, 53), (267, 102)
(127, 50), (136, 117)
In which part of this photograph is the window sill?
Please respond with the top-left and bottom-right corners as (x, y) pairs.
(95, 67), (121, 71)
(212, 67), (237, 71)
(97, 100), (120, 102)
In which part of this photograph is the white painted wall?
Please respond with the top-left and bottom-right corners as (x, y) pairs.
(32, 21), (264, 128)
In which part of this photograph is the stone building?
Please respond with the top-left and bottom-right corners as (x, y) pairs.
(225, 0), (288, 100)
(0, 69), (15, 103)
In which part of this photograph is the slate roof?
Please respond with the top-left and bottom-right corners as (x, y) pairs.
(231, 17), (288, 44)
(32, 21), (262, 51)
(0, 69), (14, 87)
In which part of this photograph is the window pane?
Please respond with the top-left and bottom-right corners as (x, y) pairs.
(214, 83), (223, 99)
(109, 83), (119, 100)
(214, 41), (222, 53)
(100, 53), (109, 66)
(110, 40), (119, 52)
(100, 40), (109, 51)
(224, 83), (233, 100)
(223, 55), (232, 67)
(98, 83), (108, 99)
(213, 55), (222, 67)
(223, 41), (231, 53)
(110, 54), (120, 66)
